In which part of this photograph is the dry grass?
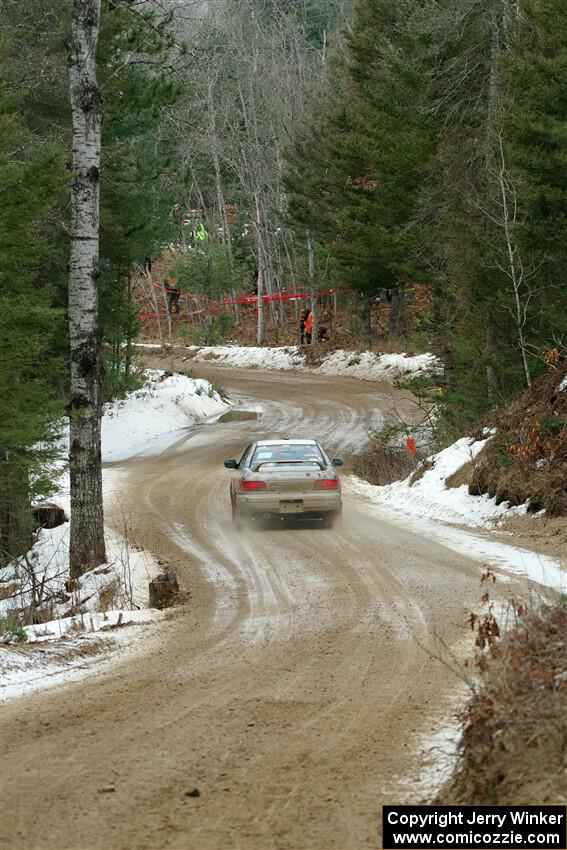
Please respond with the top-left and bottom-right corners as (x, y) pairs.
(98, 580), (119, 613)
(0, 583), (19, 601)
(445, 459), (474, 489)
(437, 602), (567, 805)
(353, 444), (421, 486)
(408, 457), (435, 486)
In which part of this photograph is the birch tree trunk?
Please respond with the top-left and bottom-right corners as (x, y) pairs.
(68, 0), (106, 579)
(306, 229), (318, 345)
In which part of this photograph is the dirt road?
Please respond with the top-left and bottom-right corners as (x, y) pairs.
(1, 366), (516, 850)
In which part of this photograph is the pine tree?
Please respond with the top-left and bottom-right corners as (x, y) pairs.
(505, 0), (567, 350)
(97, 0), (185, 389)
(285, 0), (434, 345)
(0, 72), (67, 560)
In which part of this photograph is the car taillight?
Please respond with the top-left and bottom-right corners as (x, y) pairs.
(314, 478), (339, 490)
(239, 480), (267, 491)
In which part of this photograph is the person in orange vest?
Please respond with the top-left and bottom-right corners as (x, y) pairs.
(304, 307), (312, 344)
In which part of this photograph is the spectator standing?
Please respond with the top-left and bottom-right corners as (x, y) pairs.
(304, 307), (312, 344)
(164, 279), (181, 314)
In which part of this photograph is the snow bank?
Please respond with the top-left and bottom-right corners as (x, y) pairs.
(137, 344), (440, 384)
(0, 513), (167, 700)
(20, 607), (166, 643)
(186, 344), (304, 372)
(345, 436), (566, 593)
(0, 611), (167, 702)
(102, 369), (228, 461)
(313, 349), (440, 382)
(348, 436), (519, 528)
(0, 498), (160, 627)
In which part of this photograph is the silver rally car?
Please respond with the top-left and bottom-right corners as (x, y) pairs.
(224, 439), (343, 529)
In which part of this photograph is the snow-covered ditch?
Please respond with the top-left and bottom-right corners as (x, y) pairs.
(346, 436), (566, 593)
(136, 343), (440, 384)
(0, 370), (229, 701)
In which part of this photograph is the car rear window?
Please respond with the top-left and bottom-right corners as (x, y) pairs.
(252, 444), (324, 465)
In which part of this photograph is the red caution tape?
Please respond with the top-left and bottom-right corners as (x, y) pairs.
(139, 289), (336, 319)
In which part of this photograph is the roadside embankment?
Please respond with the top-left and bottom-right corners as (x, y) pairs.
(134, 342), (441, 385)
(436, 600), (567, 806)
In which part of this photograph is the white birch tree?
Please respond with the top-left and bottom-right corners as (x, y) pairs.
(68, 0), (106, 579)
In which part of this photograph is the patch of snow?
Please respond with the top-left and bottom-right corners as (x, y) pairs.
(136, 343), (441, 385)
(345, 434), (566, 593)
(348, 437), (517, 528)
(314, 349), (440, 383)
(0, 499), (160, 630)
(394, 683), (468, 802)
(0, 612), (167, 702)
(102, 369), (228, 461)
(188, 344), (304, 372)
(21, 607), (165, 643)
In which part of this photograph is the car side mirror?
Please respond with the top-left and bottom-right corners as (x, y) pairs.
(224, 459), (238, 469)
(332, 458), (344, 467)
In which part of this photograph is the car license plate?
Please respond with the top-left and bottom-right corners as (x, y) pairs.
(279, 500), (303, 513)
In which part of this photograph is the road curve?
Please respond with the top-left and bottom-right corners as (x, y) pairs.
(1, 364), (516, 850)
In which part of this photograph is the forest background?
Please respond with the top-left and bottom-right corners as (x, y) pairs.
(1, 0), (566, 562)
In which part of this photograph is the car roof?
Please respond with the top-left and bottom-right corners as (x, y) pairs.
(253, 439), (318, 446)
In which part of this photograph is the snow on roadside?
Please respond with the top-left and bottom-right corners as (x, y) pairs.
(0, 491), (160, 627)
(313, 349), (440, 382)
(345, 436), (566, 593)
(348, 436), (518, 528)
(102, 368), (229, 461)
(186, 344), (304, 372)
(0, 510), (167, 702)
(135, 343), (440, 384)
(2, 369), (227, 627)
(0, 370), (228, 699)
(0, 613), (169, 702)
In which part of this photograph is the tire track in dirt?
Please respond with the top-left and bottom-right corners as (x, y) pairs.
(1, 364), (521, 850)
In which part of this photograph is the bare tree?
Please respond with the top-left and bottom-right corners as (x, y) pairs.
(255, 194), (266, 345)
(168, 0), (340, 338)
(68, 0), (106, 578)
(490, 129), (533, 387)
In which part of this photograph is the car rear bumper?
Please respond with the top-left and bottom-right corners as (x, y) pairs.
(235, 492), (342, 516)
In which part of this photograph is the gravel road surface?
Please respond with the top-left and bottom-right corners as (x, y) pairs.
(1, 365), (517, 850)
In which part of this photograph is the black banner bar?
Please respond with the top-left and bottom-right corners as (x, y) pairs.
(383, 805), (566, 850)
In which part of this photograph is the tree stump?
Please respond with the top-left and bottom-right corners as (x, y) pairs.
(149, 572), (180, 609)
(32, 502), (68, 530)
